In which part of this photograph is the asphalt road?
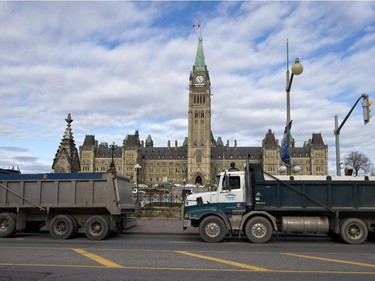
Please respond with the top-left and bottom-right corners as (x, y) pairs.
(1, 232), (375, 281)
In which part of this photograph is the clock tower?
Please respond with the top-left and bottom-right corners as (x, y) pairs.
(187, 35), (212, 186)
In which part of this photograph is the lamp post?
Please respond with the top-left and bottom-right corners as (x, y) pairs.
(286, 58), (304, 124)
(284, 53), (303, 175)
(334, 94), (371, 176)
(109, 142), (117, 171)
(134, 164), (141, 205)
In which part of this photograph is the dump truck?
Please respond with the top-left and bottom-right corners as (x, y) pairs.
(183, 160), (375, 244)
(0, 171), (134, 240)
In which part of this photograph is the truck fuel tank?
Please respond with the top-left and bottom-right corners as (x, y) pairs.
(281, 216), (329, 233)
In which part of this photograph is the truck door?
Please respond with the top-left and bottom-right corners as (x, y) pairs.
(218, 173), (243, 204)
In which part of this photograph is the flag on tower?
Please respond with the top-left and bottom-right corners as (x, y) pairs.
(193, 24), (200, 28)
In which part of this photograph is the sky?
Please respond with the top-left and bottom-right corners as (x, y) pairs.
(0, 1), (374, 175)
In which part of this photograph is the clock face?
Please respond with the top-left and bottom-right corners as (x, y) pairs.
(195, 75), (204, 83)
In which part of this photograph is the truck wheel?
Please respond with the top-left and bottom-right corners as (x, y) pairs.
(66, 215), (79, 238)
(0, 212), (17, 238)
(340, 218), (368, 244)
(85, 215), (110, 240)
(50, 215), (75, 240)
(199, 216), (226, 243)
(245, 216), (273, 243)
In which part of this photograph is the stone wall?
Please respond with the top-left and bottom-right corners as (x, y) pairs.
(134, 207), (181, 219)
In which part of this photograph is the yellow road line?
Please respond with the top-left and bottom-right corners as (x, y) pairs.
(1, 262), (375, 274)
(282, 252), (375, 269)
(72, 248), (124, 268)
(175, 250), (271, 271)
(0, 263), (107, 268)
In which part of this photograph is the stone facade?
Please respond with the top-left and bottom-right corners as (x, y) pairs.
(78, 35), (328, 186)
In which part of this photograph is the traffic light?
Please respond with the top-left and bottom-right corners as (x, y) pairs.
(362, 94), (373, 124)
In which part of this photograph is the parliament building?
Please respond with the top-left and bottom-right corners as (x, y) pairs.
(53, 36), (328, 187)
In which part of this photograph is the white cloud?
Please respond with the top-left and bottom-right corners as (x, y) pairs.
(0, 1), (374, 175)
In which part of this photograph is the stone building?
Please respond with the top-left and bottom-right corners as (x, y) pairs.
(78, 35), (328, 186)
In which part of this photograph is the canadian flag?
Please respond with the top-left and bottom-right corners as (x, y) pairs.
(193, 24), (200, 28)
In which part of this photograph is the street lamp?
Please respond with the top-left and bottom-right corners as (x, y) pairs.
(334, 94), (372, 176)
(109, 142), (117, 172)
(134, 164), (141, 205)
(283, 54), (303, 175)
(286, 58), (304, 124)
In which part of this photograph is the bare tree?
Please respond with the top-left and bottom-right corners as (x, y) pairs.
(344, 151), (372, 176)
(370, 164), (375, 176)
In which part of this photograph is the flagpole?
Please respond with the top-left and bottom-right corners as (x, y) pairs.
(286, 39), (291, 125)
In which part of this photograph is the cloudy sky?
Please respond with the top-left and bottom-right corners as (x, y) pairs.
(0, 1), (374, 175)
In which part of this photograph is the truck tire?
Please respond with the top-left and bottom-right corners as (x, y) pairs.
(50, 215), (75, 240)
(245, 216), (273, 243)
(85, 215), (110, 240)
(199, 216), (226, 243)
(66, 215), (79, 238)
(0, 212), (17, 238)
(340, 218), (368, 244)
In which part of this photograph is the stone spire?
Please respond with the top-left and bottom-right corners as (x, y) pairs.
(194, 36), (206, 72)
(52, 113), (80, 173)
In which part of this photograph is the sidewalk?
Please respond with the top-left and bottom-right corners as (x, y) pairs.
(125, 218), (199, 235)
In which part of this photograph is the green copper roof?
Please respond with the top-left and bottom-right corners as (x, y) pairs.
(194, 36), (206, 71)
(216, 137), (223, 146)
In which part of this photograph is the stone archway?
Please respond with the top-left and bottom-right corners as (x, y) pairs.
(195, 175), (202, 185)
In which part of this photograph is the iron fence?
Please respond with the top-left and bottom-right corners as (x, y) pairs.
(134, 193), (183, 207)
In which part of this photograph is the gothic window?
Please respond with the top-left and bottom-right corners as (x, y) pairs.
(201, 111), (204, 118)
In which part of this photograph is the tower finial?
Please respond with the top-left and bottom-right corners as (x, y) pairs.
(65, 113), (73, 126)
